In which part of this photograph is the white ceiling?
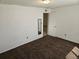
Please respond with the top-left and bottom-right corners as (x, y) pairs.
(0, 0), (79, 8)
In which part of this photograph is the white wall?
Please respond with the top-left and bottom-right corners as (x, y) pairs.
(48, 5), (79, 43)
(0, 4), (44, 53)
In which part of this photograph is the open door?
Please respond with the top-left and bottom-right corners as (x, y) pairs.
(43, 13), (49, 36)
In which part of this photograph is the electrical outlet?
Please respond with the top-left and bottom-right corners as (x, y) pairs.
(26, 36), (28, 39)
(64, 34), (67, 38)
(54, 26), (56, 28)
(25, 33), (28, 39)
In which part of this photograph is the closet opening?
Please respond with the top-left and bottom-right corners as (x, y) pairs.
(43, 13), (49, 36)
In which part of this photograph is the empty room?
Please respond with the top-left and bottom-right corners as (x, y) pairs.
(0, 0), (79, 59)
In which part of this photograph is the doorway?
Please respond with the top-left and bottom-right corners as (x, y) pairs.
(43, 13), (49, 36)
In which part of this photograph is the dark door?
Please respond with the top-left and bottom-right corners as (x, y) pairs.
(43, 13), (48, 36)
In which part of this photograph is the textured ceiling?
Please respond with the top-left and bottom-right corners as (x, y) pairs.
(0, 0), (79, 8)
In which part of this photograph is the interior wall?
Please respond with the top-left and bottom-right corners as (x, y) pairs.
(0, 4), (44, 53)
(48, 5), (79, 43)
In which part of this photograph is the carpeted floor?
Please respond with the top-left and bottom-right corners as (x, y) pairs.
(0, 35), (79, 59)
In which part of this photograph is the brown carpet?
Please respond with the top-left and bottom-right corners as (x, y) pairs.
(0, 35), (79, 59)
